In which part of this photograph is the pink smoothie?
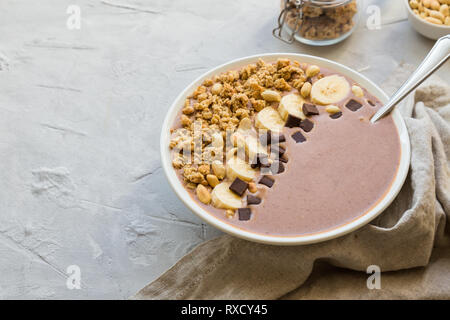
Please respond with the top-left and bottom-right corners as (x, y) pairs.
(173, 66), (401, 237)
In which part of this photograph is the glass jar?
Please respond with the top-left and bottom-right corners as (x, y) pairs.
(274, 0), (360, 46)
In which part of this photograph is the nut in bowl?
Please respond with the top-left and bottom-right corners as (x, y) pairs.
(406, 0), (450, 40)
(161, 54), (410, 245)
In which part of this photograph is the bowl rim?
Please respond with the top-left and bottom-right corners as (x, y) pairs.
(160, 53), (411, 246)
(404, 0), (450, 29)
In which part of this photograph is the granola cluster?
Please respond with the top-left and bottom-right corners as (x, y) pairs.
(169, 58), (315, 189)
(284, 0), (358, 41)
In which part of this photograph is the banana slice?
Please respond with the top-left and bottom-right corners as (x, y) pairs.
(232, 131), (268, 159)
(311, 75), (350, 105)
(278, 93), (306, 121)
(255, 107), (285, 132)
(211, 182), (243, 209)
(226, 156), (256, 182)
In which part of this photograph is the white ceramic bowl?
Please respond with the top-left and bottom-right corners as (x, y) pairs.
(405, 0), (450, 40)
(160, 53), (411, 246)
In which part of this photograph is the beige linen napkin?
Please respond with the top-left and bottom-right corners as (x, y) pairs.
(134, 80), (450, 300)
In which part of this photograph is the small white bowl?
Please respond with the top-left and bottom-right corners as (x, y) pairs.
(160, 53), (411, 246)
(405, 0), (450, 40)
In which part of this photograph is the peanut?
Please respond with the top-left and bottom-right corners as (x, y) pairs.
(261, 89), (281, 102)
(429, 9), (445, 21)
(248, 182), (258, 193)
(425, 16), (443, 23)
(410, 0), (450, 23)
(306, 65), (320, 78)
(206, 174), (220, 188)
(352, 85), (364, 98)
(212, 161), (226, 179)
(196, 184), (211, 204)
(431, 0), (441, 10)
(226, 209), (235, 218)
(410, 0), (419, 9)
(325, 105), (341, 114)
(300, 82), (312, 98)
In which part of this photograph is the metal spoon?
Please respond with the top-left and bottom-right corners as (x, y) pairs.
(371, 35), (450, 123)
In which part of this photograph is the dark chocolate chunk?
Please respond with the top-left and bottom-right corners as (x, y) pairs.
(302, 103), (319, 116)
(346, 99), (363, 112)
(260, 132), (286, 145)
(259, 132), (270, 146)
(271, 161), (285, 174)
(280, 156), (288, 163)
(275, 133), (286, 143)
(247, 195), (262, 205)
(251, 153), (270, 169)
(238, 208), (252, 221)
(292, 131), (306, 143)
(259, 176), (274, 188)
(330, 112), (343, 119)
(229, 177), (248, 196)
(259, 155), (270, 167)
(271, 145), (286, 158)
(299, 118), (314, 132)
(285, 114), (302, 128)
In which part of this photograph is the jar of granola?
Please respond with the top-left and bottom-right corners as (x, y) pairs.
(273, 0), (360, 46)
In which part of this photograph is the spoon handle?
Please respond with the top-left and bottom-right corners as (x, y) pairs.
(371, 35), (450, 123)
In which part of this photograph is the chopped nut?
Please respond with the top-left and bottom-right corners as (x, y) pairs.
(300, 82), (312, 98)
(226, 209), (235, 218)
(206, 174), (220, 187)
(325, 105), (341, 114)
(196, 184), (211, 204)
(261, 89), (281, 102)
(352, 85), (364, 98)
(248, 182), (257, 193)
(306, 65), (320, 78)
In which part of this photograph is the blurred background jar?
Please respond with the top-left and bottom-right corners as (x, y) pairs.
(274, 0), (361, 46)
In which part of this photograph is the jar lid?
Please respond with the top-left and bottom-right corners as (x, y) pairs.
(300, 0), (354, 8)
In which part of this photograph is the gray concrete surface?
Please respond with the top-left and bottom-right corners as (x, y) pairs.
(0, 0), (448, 299)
